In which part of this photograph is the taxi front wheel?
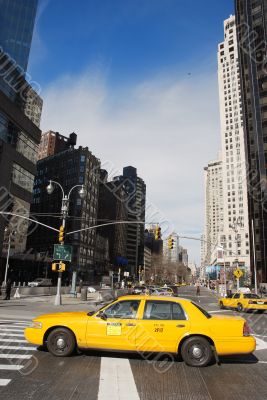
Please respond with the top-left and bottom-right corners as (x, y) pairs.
(47, 328), (76, 357)
(181, 336), (213, 367)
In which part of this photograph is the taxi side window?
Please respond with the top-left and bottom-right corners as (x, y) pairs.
(233, 293), (240, 299)
(143, 301), (186, 320)
(103, 300), (140, 319)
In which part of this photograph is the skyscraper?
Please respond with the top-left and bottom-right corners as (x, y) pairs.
(113, 166), (146, 276)
(0, 0), (41, 266)
(218, 15), (250, 273)
(27, 143), (101, 281)
(0, 0), (38, 71)
(235, 0), (267, 283)
(203, 158), (224, 266)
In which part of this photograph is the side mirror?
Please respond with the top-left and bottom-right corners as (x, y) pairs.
(97, 311), (107, 320)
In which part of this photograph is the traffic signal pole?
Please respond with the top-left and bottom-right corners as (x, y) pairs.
(54, 198), (67, 306)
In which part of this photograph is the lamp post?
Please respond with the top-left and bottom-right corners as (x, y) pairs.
(46, 180), (85, 306)
(3, 228), (16, 286)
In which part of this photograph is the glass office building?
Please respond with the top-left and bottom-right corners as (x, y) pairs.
(0, 0), (41, 263)
(0, 0), (38, 71)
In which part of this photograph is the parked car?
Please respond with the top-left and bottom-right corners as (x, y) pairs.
(132, 285), (147, 295)
(25, 295), (256, 367)
(28, 278), (52, 287)
(150, 288), (172, 296)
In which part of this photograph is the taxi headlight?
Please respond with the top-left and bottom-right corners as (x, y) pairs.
(30, 321), (42, 329)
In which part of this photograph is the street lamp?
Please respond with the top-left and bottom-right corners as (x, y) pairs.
(3, 228), (16, 286)
(46, 180), (86, 305)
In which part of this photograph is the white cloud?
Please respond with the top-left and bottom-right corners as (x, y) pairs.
(41, 66), (221, 264)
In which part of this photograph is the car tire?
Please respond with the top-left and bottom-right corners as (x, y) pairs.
(47, 327), (76, 357)
(257, 310), (264, 314)
(237, 303), (243, 312)
(181, 336), (213, 367)
(219, 301), (225, 309)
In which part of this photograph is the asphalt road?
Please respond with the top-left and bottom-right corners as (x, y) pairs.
(0, 286), (266, 400)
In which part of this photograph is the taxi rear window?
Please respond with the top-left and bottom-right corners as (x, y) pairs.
(191, 302), (211, 319)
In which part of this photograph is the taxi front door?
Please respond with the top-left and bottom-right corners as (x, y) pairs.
(86, 300), (139, 351)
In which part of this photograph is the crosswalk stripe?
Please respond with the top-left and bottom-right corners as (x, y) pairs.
(255, 337), (267, 351)
(0, 364), (23, 371)
(0, 325), (28, 330)
(0, 345), (36, 351)
(0, 339), (27, 343)
(0, 379), (11, 386)
(98, 357), (140, 400)
(0, 333), (25, 337)
(0, 328), (25, 332)
(0, 320), (31, 324)
(0, 354), (31, 359)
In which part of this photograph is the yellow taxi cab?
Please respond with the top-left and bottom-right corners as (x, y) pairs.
(219, 292), (267, 313)
(25, 295), (255, 367)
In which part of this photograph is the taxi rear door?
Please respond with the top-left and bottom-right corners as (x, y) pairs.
(135, 300), (190, 353)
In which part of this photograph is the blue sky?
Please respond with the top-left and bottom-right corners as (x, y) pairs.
(29, 0), (234, 87)
(29, 0), (235, 264)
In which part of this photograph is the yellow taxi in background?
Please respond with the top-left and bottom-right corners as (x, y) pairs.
(160, 287), (174, 295)
(25, 295), (255, 367)
(219, 292), (267, 313)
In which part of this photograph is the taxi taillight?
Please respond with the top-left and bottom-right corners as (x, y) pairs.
(243, 322), (251, 336)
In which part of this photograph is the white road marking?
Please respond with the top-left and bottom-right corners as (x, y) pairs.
(0, 333), (25, 337)
(208, 310), (232, 313)
(0, 328), (25, 332)
(0, 339), (27, 343)
(255, 337), (267, 351)
(0, 379), (11, 386)
(258, 361), (267, 364)
(98, 357), (140, 400)
(0, 364), (23, 371)
(0, 345), (36, 351)
(0, 354), (31, 359)
(0, 319), (31, 323)
(0, 325), (28, 329)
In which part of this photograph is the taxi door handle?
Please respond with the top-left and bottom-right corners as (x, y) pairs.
(176, 324), (185, 328)
(126, 323), (136, 326)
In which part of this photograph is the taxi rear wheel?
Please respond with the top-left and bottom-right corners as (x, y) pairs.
(47, 328), (76, 357)
(181, 336), (213, 367)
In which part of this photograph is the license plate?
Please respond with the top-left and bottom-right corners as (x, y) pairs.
(257, 302), (264, 305)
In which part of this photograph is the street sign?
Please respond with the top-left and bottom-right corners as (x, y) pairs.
(234, 268), (243, 279)
(53, 244), (72, 262)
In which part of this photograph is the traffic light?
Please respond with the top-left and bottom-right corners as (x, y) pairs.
(155, 226), (161, 240)
(168, 237), (174, 249)
(52, 262), (66, 272)
(58, 225), (65, 243)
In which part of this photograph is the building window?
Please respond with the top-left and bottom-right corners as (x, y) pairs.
(12, 163), (34, 193)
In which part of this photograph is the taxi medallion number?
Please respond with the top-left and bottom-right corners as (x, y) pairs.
(106, 322), (122, 336)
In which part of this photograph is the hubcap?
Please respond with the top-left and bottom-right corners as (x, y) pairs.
(192, 345), (203, 358)
(56, 337), (65, 349)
